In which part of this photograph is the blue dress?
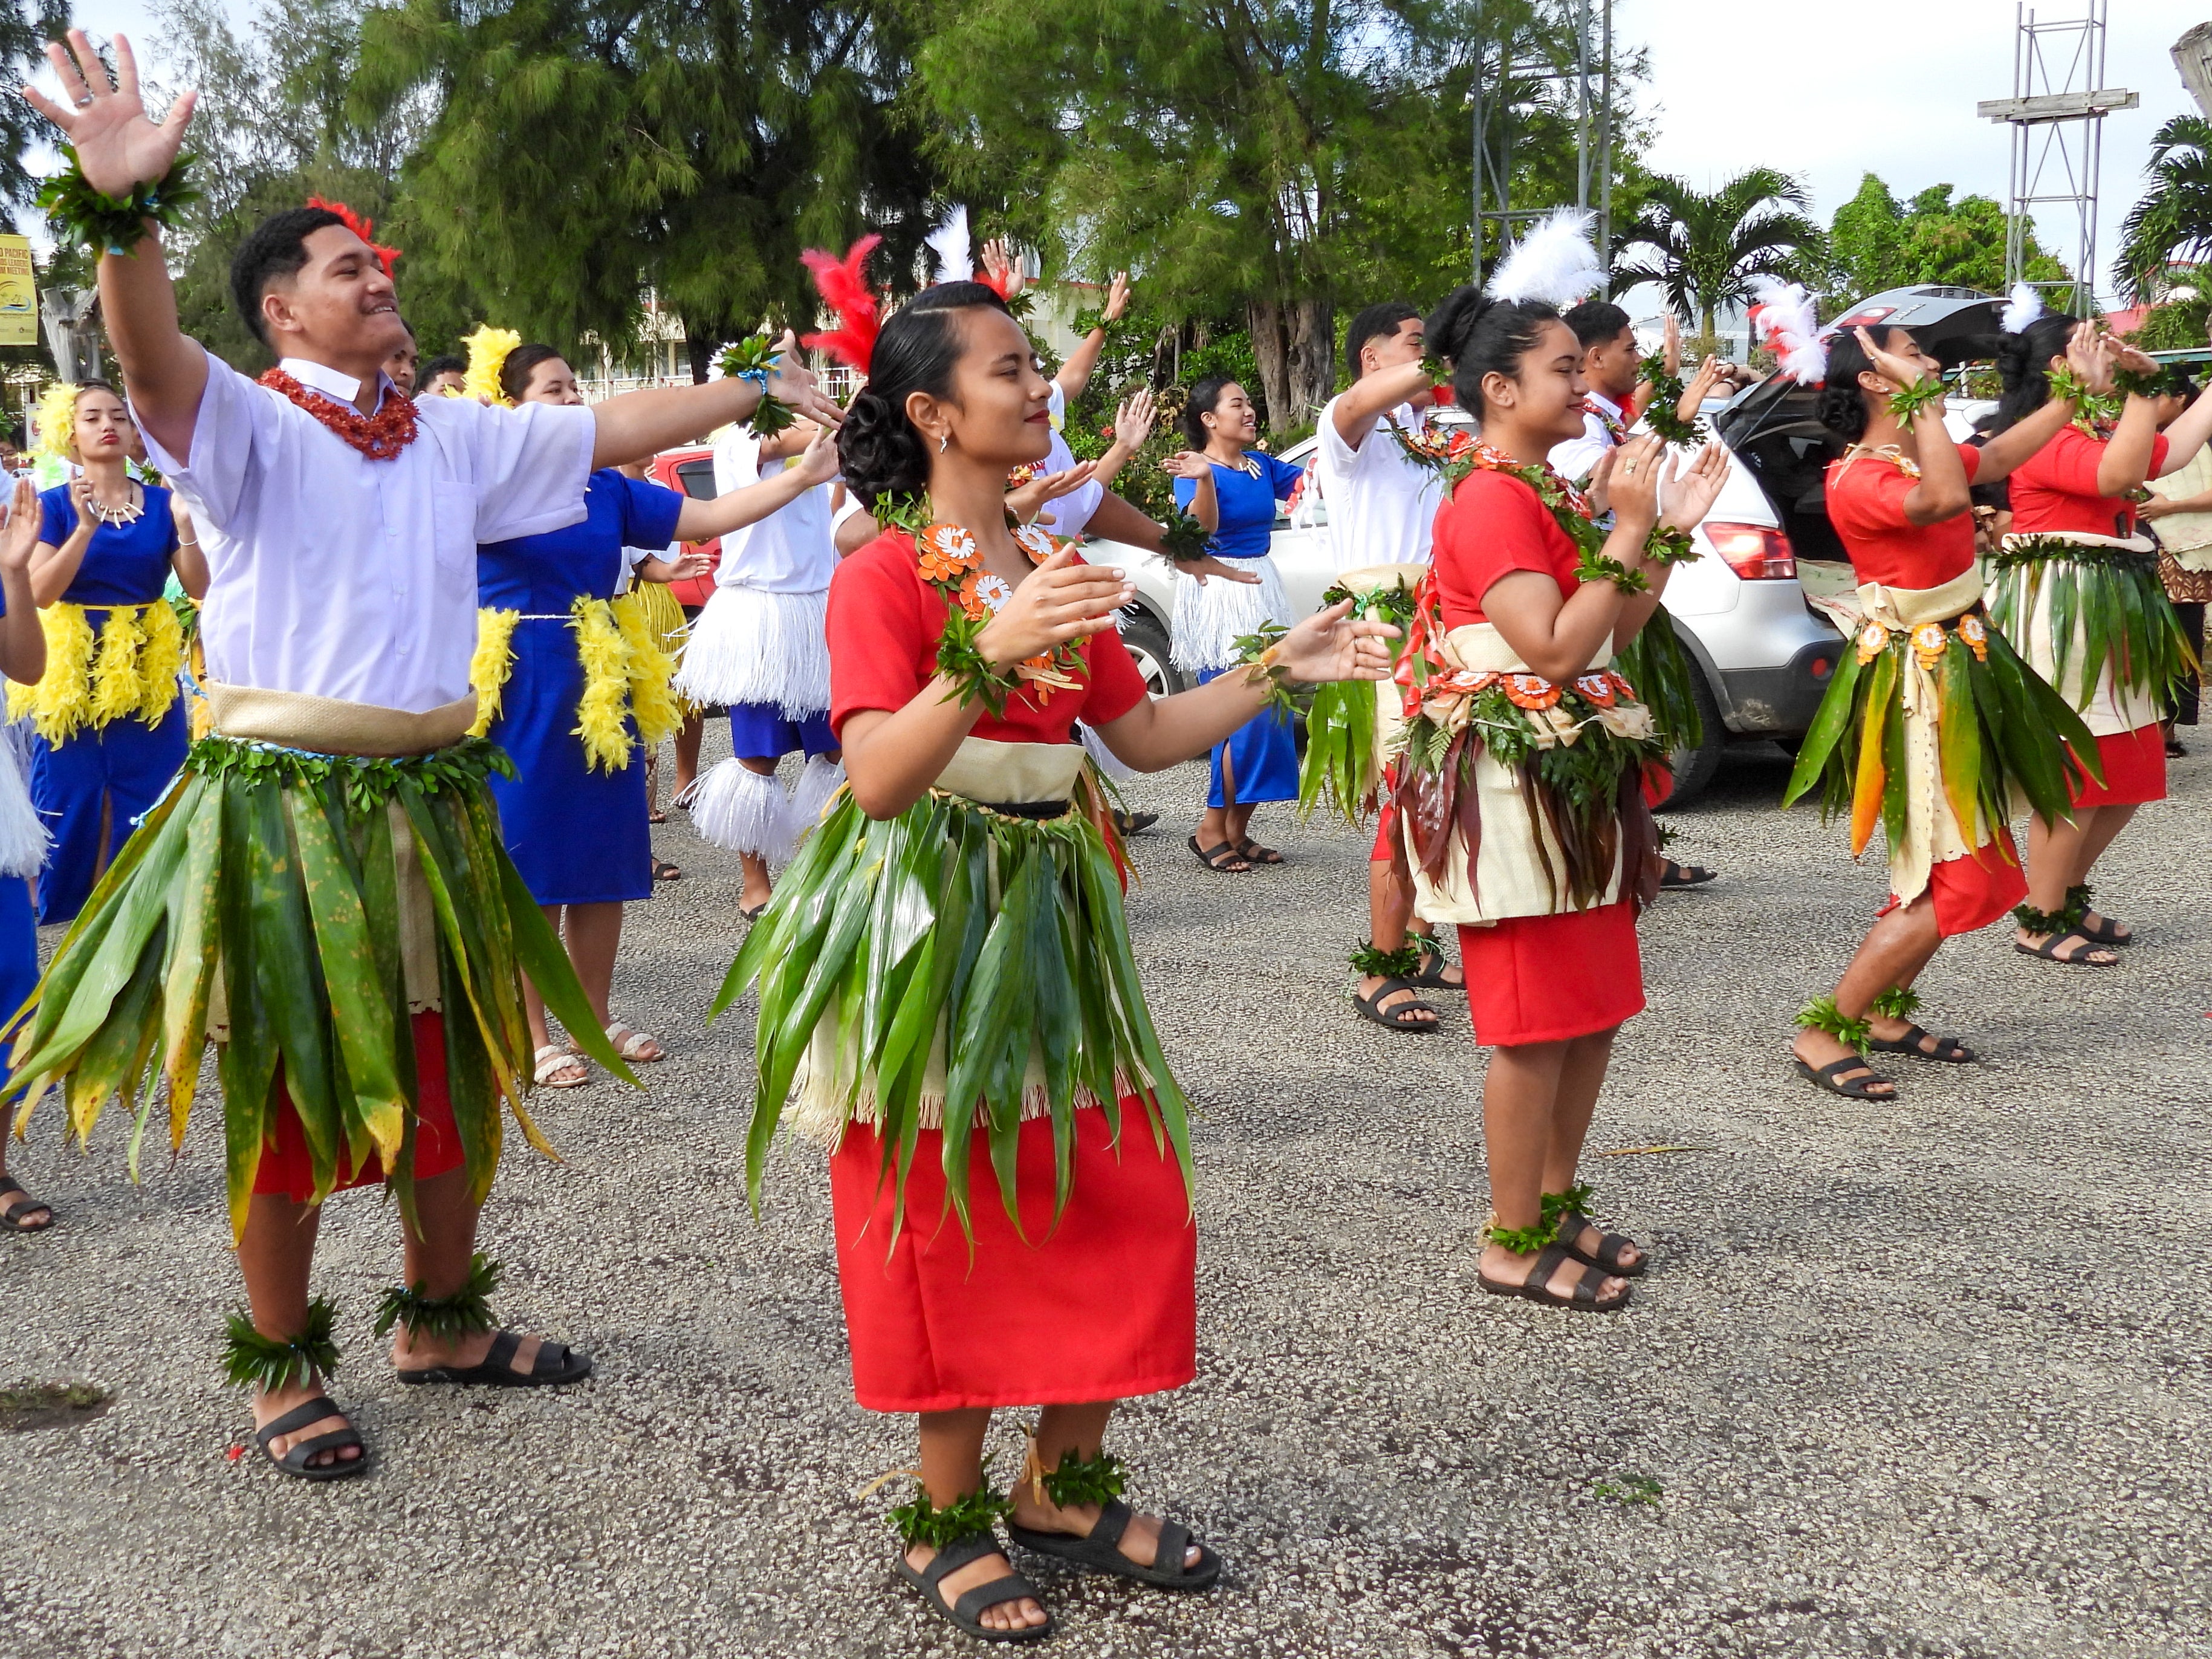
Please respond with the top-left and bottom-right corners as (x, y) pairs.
(478, 469), (684, 906)
(1174, 454), (1303, 809)
(28, 484), (189, 925)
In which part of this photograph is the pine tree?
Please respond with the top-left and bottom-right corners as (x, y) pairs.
(0, 0), (68, 227)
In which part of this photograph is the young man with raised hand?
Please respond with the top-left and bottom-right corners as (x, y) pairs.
(11, 28), (840, 1482)
(1312, 300), (1467, 1033)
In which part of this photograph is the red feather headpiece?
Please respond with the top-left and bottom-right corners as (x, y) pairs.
(977, 267), (1013, 302)
(307, 196), (402, 278)
(799, 235), (883, 377)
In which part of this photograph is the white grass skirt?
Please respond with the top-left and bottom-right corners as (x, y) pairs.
(1170, 556), (1290, 674)
(672, 585), (830, 717)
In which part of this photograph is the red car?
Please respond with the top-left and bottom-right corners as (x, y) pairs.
(649, 445), (721, 607)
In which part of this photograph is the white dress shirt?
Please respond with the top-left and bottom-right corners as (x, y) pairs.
(1314, 394), (1443, 571)
(140, 351), (594, 712)
(1549, 388), (1630, 484)
(1034, 382), (1105, 537)
(710, 426), (836, 593)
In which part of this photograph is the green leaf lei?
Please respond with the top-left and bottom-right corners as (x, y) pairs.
(872, 490), (932, 534)
(37, 148), (201, 257)
(1868, 986), (1922, 1022)
(1539, 1183), (1597, 1228)
(1036, 1446), (1127, 1510)
(1794, 993), (1871, 1054)
(934, 605), (1023, 716)
(183, 733), (514, 817)
(1349, 938), (1422, 978)
(1642, 525), (1697, 567)
(1486, 1218), (1556, 1256)
(371, 1253), (501, 1340)
(2046, 365), (2121, 434)
(716, 335), (795, 437)
(1638, 353), (1704, 446)
(1886, 377), (1948, 424)
(2011, 898), (2085, 937)
(1157, 504), (1213, 566)
(2112, 363), (2177, 401)
(222, 1296), (340, 1394)
(890, 1479), (1014, 1550)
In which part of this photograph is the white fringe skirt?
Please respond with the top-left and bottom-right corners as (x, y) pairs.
(1170, 556), (1291, 674)
(671, 585), (831, 718)
(688, 752), (845, 865)
(0, 719), (49, 880)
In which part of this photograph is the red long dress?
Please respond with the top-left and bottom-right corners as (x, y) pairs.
(2005, 427), (2170, 805)
(1824, 444), (2028, 935)
(1430, 470), (1646, 1047)
(820, 532), (1197, 1414)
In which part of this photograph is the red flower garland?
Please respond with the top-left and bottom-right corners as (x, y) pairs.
(256, 369), (421, 461)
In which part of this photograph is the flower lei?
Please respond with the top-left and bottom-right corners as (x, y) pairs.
(37, 148), (201, 258)
(914, 521), (1088, 715)
(256, 369), (420, 460)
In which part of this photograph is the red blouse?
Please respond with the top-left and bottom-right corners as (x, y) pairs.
(2006, 425), (2168, 539)
(826, 530), (1150, 742)
(1823, 443), (1981, 590)
(1430, 467), (1580, 629)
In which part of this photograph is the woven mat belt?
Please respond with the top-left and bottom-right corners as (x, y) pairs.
(203, 683), (478, 758)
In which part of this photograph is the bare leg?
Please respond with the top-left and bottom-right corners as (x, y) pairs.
(1195, 743), (1245, 866)
(1540, 1027), (1643, 1271)
(1477, 1037), (1629, 1302)
(1794, 894), (1944, 1094)
(1357, 854), (1437, 1025)
(736, 755), (779, 912)
(672, 712), (704, 800)
(1010, 1400), (1204, 1573)
(2072, 802), (2140, 940)
(388, 1165), (563, 1377)
(907, 1409), (1048, 1635)
(238, 1191), (357, 1467)
(2017, 811), (2120, 963)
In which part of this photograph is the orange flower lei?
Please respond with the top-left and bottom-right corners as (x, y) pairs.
(914, 521), (1089, 704)
(257, 369), (421, 461)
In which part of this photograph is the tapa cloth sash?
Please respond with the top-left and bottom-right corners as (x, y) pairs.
(201, 683), (469, 1033)
(932, 735), (1088, 805)
(1853, 567), (2000, 909)
(1993, 533), (2164, 736)
(1407, 623), (1652, 928)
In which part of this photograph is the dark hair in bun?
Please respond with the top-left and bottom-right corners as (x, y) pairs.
(1986, 311), (2078, 435)
(1423, 287), (1561, 418)
(837, 281), (1012, 506)
(500, 343), (567, 404)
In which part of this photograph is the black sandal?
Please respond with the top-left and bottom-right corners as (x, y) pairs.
(252, 1397), (368, 1482)
(1793, 1055), (1898, 1100)
(2077, 912), (2132, 947)
(652, 858), (682, 882)
(1352, 976), (1441, 1033)
(395, 1329), (593, 1388)
(739, 900), (768, 923)
(1659, 860), (1717, 888)
(1477, 1242), (1631, 1312)
(2013, 929), (2120, 967)
(1234, 838), (1283, 865)
(1554, 1209), (1646, 1278)
(1405, 934), (1464, 992)
(1867, 1024), (1978, 1064)
(1008, 1497), (1221, 1591)
(892, 1530), (1052, 1643)
(1187, 836), (1249, 873)
(0, 1175), (52, 1233)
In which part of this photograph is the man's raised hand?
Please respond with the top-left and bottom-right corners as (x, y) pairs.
(23, 31), (195, 200)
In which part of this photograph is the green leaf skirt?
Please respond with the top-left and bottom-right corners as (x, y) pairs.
(712, 777), (1192, 1244)
(1, 735), (633, 1239)
(1615, 606), (1703, 755)
(1988, 538), (2201, 710)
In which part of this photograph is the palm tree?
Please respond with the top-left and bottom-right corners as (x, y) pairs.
(1614, 168), (1823, 342)
(2118, 114), (2212, 304)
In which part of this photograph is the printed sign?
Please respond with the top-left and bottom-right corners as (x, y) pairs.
(0, 236), (33, 346)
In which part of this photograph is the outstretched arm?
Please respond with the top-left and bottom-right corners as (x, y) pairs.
(1054, 271), (1128, 401)
(671, 426), (840, 540)
(590, 330), (841, 470)
(0, 478), (47, 686)
(24, 32), (207, 462)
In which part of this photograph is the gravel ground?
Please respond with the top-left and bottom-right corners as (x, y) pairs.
(1, 728), (2207, 1658)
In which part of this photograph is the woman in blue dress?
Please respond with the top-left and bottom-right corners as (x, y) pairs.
(0, 476), (53, 1230)
(1168, 377), (1303, 871)
(482, 343), (835, 1087)
(19, 382), (206, 924)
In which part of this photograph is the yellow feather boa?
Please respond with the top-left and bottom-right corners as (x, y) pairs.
(462, 325), (521, 406)
(466, 595), (680, 770)
(7, 600), (185, 742)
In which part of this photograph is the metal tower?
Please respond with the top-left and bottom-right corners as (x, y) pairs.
(1470, 0), (1614, 289)
(1977, 1), (2138, 314)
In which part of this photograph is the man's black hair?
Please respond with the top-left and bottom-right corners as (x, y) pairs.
(1344, 300), (1420, 376)
(1561, 299), (1633, 351)
(418, 354), (465, 385)
(229, 206), (348, 348)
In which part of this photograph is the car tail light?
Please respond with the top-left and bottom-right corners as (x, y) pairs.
(1704, 521), (1795, 580)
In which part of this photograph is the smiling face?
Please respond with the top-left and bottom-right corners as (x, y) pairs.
(70, 386), (132, 463)
(1581, 323), (1642, 403)
(905, 305), (1054, 475)
(516, 354), (585, 407)
(1859, 327), (1940, 400)
(1481, 318), (1591, 448)
(258, 226), (409, 368)
(1200, 382), (1260, 447)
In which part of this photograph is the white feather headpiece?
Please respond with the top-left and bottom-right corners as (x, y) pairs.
(1485, 208), (1604, 307)
(926, 204), (973, 285)
(1750, 276), (1828, 383)
(2002, 281), (2046, 335)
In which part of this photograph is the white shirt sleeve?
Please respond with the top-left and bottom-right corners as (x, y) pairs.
(135, 345), (272, 534)
(1314, 395), (1370, 490)
(430, 397), (595, 544)
(1036, 428), (1103, 536)
(1547, 412), (1612, 485)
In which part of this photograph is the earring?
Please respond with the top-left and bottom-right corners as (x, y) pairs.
(938, 432), (949, 453)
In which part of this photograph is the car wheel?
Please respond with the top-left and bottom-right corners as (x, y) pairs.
(1119, 610), (1182, 698)
(1651, 664), (1725, 810)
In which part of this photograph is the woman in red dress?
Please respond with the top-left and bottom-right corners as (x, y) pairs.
(718, 282), (1393, 1641)
(1987, 311), (2212, 963)
(1784, 325), (2100, 1099)
(1398, 284), (1726, 1313)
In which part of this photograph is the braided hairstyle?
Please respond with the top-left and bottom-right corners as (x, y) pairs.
(837, 280), (1012, 505)
(1987, 312), (2079, 435)
(499, 344), (568, 404)
(1422, 285), (1562, 420)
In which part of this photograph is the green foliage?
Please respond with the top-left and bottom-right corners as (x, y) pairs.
(1615, 167), (1821, 337)
(222, 1297), (340, 1392)
(0, 0), (71, 228)
(1036, 1446), (1126, 1511)
(2118, 115), (2212, 305)
(889, 1478), (1013, 1550)
(371, 1253), (502, 1340)
(2124, 294), (2211, 352)
(1821, 174), (2068, 310)
(1593, 1475), (1663, 1507)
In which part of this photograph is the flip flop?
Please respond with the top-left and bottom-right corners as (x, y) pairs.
(0, 1175), (53, 1233)
(252, 1397), (368, 1482)
(892, 1530), (1052, 1644)
(1187, 836), (1249, 872)
(1007, 1498), (1221, 1591)
(533, 1044), (589, 1088)
(1352, 975), (1440, 1033)
(1867, 1024), (1978, 1063)
(1234, 838), (1283, 865)
(1476, 1242), (1632, 1312)
(1793, 1055), (1897, 1100)
(651, 858), (682, 882)
(1659, 861), (1717, 888)
(396, 1329), (593, 1388)
(2013, 930), (2120, 967)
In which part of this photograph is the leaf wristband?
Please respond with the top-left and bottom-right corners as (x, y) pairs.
(1233, 622), (1299, 718)
(1638, 352), (1703, 446)
(1157, 505), (1213, 567)
(935, 609), (1022, 716)
(1643, 525), (1697, 566)
(37, 148), (201, 257)
(1577, 546), (1649, 594)
(1886, 377), (1948, 424)
(716, 336), (794, 437)
(2112, 364), (2176, 401)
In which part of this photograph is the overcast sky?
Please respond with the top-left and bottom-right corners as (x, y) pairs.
(1623, 0), (2210, 308)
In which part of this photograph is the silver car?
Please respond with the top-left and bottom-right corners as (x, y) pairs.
(1101, 406), (1844, 805)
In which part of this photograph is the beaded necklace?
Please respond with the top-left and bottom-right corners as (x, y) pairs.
(256, 369), (421, 461)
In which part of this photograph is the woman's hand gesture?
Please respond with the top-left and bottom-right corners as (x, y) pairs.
(975, 546), (1132, 669)
(1112, 389), (1156, 450)
(1604, 433), (1668, 536)
(1005, 461), (1096, 525)
(1658, 442), (1729, 533)
(789, 422), (842, 487)
(761, 328), (842, 431)
(1, 478), (40, 574)
(21, 31), (193, 200)
(1178, 554), (1260, 587)
(1161, 449), (1213, 481)
(1854, 325), (1931, 395)
(1272, 598), (1398, 686)
(68, 475), (96, 531)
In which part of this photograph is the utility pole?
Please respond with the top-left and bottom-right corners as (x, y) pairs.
(1472, 0), (1614, 288)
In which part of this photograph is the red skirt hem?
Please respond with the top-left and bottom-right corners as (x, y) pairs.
(1456, 901), (1644, 1047)
(2069, 723), (2167, 807)
(254, 1010), (463, 1201)
(1880, 833), (2028, 938)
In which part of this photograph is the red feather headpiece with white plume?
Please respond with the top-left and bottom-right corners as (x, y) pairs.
(800, 234), (884, 377)
(306, 196), (401, 278)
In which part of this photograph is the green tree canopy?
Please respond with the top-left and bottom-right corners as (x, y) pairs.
(353, 0), (941, 380)
(1614, 166), (1820, 341)
(0, 1), (68, 227)
(2117, 114), (2212, 306)
(1821, 173), (2068, 309)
